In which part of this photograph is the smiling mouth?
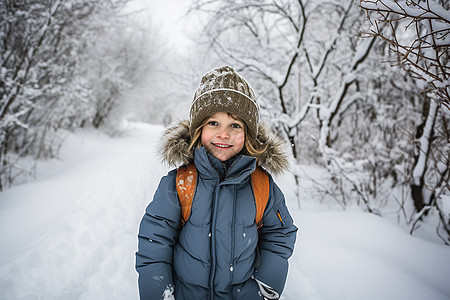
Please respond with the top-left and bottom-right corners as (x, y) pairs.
(212, 142), (232, 148)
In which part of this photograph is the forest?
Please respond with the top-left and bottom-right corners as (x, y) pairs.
(1, 0), (449, 246)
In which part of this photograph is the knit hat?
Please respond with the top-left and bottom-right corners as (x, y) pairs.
(189, 66), (259, 138)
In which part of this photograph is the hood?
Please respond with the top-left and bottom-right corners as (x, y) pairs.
(159, 120), (290, 175)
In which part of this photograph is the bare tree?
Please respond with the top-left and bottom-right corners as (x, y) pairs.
(0, 0), (153, 190)
(359, 0), (450, 243)
(83, 17), (166, 129)
(0, 0), (96, 189)
(360, 0), (450, 109)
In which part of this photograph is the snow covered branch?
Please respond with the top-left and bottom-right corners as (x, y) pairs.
(0, 0), (158, 190)
(360, 0), (450, 109)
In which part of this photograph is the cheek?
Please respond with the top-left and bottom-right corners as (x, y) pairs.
(200, 128), (212, 145)
(200, 134), (206, 146)
(234, 132), (245, 150)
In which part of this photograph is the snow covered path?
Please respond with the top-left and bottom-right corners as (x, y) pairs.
(0, 123), (449, 300)
(0, 123), (165, 299)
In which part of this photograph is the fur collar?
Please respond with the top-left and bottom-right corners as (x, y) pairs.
(159, 120), (290, 175)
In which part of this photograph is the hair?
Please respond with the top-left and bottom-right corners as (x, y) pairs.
(188, 113), (268, 159)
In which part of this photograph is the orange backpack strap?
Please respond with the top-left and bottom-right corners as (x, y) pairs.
(252, 167), (270, 229)
(176, 165), (269, 229)
(176, 164), (197, 226)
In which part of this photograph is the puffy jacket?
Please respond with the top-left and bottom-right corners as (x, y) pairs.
(136, 121), (297, 299)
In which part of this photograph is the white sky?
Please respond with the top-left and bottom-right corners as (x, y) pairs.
(126, 0), (196, 50)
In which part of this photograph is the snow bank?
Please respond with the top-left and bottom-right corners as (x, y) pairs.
(284, 211), (450, 300)
(0, 123), (449, 300)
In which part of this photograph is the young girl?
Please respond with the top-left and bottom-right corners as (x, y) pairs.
(136, 66), (297, 299)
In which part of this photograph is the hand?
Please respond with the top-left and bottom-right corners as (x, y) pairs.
(253, 277), (279, 300)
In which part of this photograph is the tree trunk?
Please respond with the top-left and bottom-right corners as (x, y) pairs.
(411, 98), (438, 212)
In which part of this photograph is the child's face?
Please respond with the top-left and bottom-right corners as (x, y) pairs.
(201, 112), (245, 162)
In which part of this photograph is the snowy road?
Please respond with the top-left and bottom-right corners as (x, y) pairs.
(0, 123), (165, 299)
(0, 123), (449, 300)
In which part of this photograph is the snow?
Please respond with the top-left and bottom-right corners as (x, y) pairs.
(360, 0), (449, 19)
(1, 123), (450, 300)
(441, 194), (450, 216)
(162, 285), (175, 300)
(284, 211), (450, 300)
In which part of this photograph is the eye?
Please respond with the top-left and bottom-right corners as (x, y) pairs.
(231, 123), (242, 129)
(208, 121), (218, 126)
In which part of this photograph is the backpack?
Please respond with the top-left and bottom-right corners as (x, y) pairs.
(176, 164), (270, 228)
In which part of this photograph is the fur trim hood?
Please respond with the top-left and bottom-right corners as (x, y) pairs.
(159, 120), (290, 175)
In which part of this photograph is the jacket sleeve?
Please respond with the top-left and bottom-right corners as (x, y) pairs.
(253, 176), (297, 296)
(135, 170), (181, 299)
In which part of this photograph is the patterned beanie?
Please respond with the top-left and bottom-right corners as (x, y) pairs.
(189, 66), (259, 138)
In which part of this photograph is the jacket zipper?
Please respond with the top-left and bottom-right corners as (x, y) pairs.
(224, 156), (241, 178)
(277, 210), (285, 227)
(207, 156), (253, 298)
(228, 186), (237, 285)
(209, 182), (219, 300)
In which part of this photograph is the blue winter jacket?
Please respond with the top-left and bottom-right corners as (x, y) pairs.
(136, 147), (297, 299)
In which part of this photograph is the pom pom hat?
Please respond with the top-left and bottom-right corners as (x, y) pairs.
(189, 66), (259, 138)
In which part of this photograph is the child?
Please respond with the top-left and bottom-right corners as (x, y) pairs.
(136, 66), (297, 299)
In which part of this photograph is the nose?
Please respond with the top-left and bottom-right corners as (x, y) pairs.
(216, 127), (230, 139)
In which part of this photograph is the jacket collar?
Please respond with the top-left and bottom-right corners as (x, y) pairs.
(194, 147), (256, 184)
